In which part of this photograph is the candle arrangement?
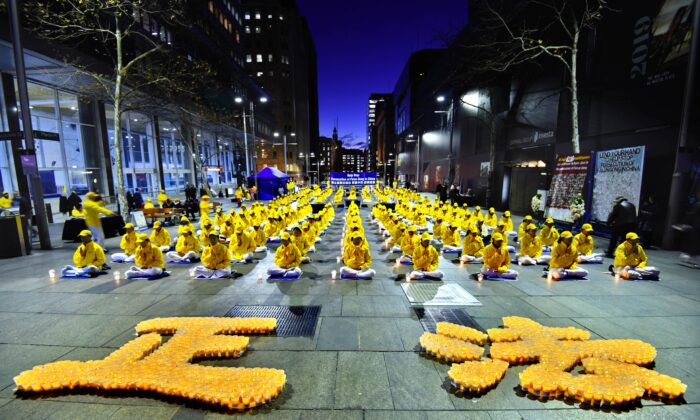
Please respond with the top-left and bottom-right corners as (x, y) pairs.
(419, 332), (484, 362)
(448, 359), (509, 394)
(436, 322), (488, 346)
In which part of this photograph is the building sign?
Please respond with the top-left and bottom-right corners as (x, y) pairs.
(546, 153), (592, 222)
(591, 146), (646, 221)
(330, 171), (377, 186)
(0, 130), (60, 141)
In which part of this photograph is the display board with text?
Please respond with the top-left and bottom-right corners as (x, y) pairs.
(330, 172), (377, 186)
(591, 146), (646, 221)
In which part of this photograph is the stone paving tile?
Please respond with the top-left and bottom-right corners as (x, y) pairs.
(0, 399), (120, 419)
(341, 295), (413, 317)
(334, 352), (393, 409)
(109, 406), (180, 419)
(357, 318), (405, 351)
(394, 318), (426, 351)
(573, 316), (700, 348)
(383, 352), (454, 410)
(0, 344), (74, 387)
(316, 317), (359, 350)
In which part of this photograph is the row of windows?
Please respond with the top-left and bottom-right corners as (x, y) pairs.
(208, 1), (241, 43)
(244, 12), (285, 21)
(245, 54), (289, 64)
(135, 12), (173, 45)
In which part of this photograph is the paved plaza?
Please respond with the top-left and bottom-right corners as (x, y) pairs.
(0, 199), (699, 419)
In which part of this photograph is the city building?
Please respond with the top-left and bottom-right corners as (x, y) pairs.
(372, 95), (396, 184)
(240, 0), (319, 178)
(314, 135), (335, 182)
(366, 93), (392, 172)
(0, 0), (275, 207)
(338, 147), (366, 173)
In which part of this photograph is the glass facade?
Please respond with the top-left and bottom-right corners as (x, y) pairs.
(160, 120), (192, 192)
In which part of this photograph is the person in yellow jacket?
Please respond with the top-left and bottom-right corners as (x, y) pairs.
(71, 203), (86, 218)
(144, 198), (155, 209)
(540, 217), (560, 250)
(83, 192), (113, 248)
(229, 225), (255, 263)
(574, 223), (603, 263)
(198, 219), (217, 244)
(389, 222), (407, 252)
(214, 207), (228, 228)
(200, 195), (212, 218)
(409, 233), (444, 280)
(340, 231), (375, 279)
(499, 210), (517, 239)
(291, 226), (312, 263)
(480, 232), (518, 280)
(460, 227), (485, 263)
(549, 231), (588, 279)
(111, 223), (138, 263)
(302, 221), (318, 252)
(61, 230), (106, 277)
(484, 207), (497, 231)
(191, 233), (232, 278)
(398, 225), (419, 263)
(517, 215), (534, 239)
(125, 234), (165, 278)
(431, 216), (447, 247)
(472, 206), (484, 223)
(267, 232), (303, 278)
(149, 221), (171, 252)
(250, 223), (267, 252)
(491, 221), (516, 253)
(157, 189), (168, 206)
(166, 228), (200, 262)
(517, 224), (550, 265)
(441, 223), (462, 253)
(178, 216), (194, 237)
(219, 218), (234, 240)
(613, 232), (660, 280)
(0, 190), (12, 208)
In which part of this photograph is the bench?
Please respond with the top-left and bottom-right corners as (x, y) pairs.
(141, 207), (184, 223)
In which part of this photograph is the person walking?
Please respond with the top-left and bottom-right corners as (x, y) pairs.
(606, 196), (637, 258)
(83, 192), (113, 249)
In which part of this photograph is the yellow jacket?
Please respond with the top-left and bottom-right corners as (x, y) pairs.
(202, 243), (231, 269)
(144, 201), (155, 209)
(0, 196), (12, 208)
(71, 208), (85, 218)
(499, 216), (514, 232)
(482, 244), (510, 272)
(442, 229), (460, 247)
(175, 234), (200, 254)
(229, 232), (254, 259)
(540, 226), (559, 246)
(274, 243), (302, 269)
(250, 229), (266, 247)
(134, 243), (164, 269)
(150, 228), (171, 247)
(573, 233), (594, 255)
(215, 212), (228, 227)
(83, 200), (112, 227)
(614, 241), (648, 268)
(73, 241), (105, 268)
(293, 234), (311, 254)
(413, 244), (439, 271)
(517, 222), (531, 239)
(219, 223), (234, 238)
(462, 235), (484, 256)
(264, 221), (279, 237)
(432, 222), (447, 239)
(157, 193), (168, 206)
(343, 242), (372, 270)
(200, 200), (211, 216)
(120, 232), (138, 255)
(518, 235), (542, 258)
(199, 226), (216, 244)
(484, 212), (497, 227)
(550, 242), (579, 269)
(400, 234), (419, 255)
(178, 224), (194, 236)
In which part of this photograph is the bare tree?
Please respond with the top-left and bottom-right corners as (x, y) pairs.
(23, 0), (186, 217)
(467, 0), (611, 154)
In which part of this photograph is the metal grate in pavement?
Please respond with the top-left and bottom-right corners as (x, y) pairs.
(401, 283), (481, 306)
(414, 307), (485, 333)
(224, 305), (320, 337)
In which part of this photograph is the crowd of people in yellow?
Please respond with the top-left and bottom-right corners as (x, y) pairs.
(60, 184), (659, 282)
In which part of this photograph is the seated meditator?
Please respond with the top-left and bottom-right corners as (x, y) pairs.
(249, 222), (268, 252)
(219, 218), (234, 240)
(111, 223), (137, 263)
(292, 226), (312, 263)
(397, 225), (419, 263)
(165, 227), (200, 262)
(517, 215), (534, 240)
(149, 221), (171, 252)
(191, 233), (232, 278)
(574, 223), (603, 263)
(124, 234), (165, 278)
(540, 218), (560, 251)
(460, 227), (485, 263)
(409, 233), (444, 280)
(431, 216), (447, 247)
(389, 222), (407, 252)
(61, 230), (106, 277)
(549, 231), (588, 279)
(492, 221), (516, 253)
(613, 232), (660, 280)
(229, 225), (255, 263)
(499, 211), (518, 239)
(441, 223), (462, 253)
(480, 232), (519, 280)
(340, 231), (375, 279)
(483, 207), (498, 233)
(267, 232), (303, 278)
(177, 216), (194, 242)
(198, 218), (217, 244)
(517, 224), (551, 265)
(301, 222), (317, 252)
(144, 197), (155, 210)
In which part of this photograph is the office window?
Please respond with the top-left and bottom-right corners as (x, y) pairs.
(244, 13), (250, 19)
(256, 54), (263, 63)
(279, 14), (284, 20)
(246, 54), (252, 63)
(268, 54), (273, 62)
(255, 26), (261, 33)
(244, 25), (250, 33)
(255, 12), (261, 19)
(256, 71), (263, 77)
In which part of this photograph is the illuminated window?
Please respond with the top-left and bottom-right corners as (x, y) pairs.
(245, 26), (250, 33)
(256, 54), (263, 62)
(208, 1), (214, 13)
(246, 54), (252, 63)
(268, 54), (273, 62)
(244, 13), (250, 20)
(256, 71), (263, 77)
(255, 12), (261, 19)
(255, 26), (261, 33)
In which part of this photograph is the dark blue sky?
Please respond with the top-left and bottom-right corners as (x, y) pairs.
(297, 1), (469, 148)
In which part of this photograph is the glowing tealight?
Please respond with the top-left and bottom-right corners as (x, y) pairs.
(336, 256), (341, 264)
(331, 270), (337, 280)
(114, 271), (121, 281)
(48, 269), (56, 280)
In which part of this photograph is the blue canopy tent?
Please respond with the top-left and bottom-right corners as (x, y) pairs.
(248, 167), (290, 200)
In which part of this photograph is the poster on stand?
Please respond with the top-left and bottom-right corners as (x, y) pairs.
(330, 172), (377, 187)
(546, 153), (592, 222)
(591, 146), (646, 221)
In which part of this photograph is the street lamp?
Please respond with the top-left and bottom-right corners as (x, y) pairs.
(234, 95), (268, 190)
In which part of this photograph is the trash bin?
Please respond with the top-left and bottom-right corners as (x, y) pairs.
(0, 215), (31, 257)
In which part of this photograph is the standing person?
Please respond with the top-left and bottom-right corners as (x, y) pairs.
(133, 188), (144, 209)
(606, 196), (637, 258)
(67, 190), (82, 212)
(638, 195), (658, 248)
(184, 196), (198, 221)
(83, 192), (113, 249)
(61, 230), (106, 277)
(126, 191), (135, 212)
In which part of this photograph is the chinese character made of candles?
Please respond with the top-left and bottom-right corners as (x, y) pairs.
(419, 317), (686, 408)
(14, 317), (285, 410)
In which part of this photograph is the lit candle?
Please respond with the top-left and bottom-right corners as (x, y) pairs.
(331, 270), (337, 279)
(459, 261), (464, 267)
(336, 256), (341, 264)
(477, 273), (483, 282)
(547, 272), (553, 282)
(113, 271), (121, 281)
(48, 269), (56, 281)
(257, 273), (263, 281)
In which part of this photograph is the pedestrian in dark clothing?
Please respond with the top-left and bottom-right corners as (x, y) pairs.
(67, 191), (81, 211)
(185, 197), (198, 221)
(606, 196), (638, 257)
(59, 194), (70, 216)
(638, 195), (659, 248)
(133, 189), (144, 209)
(449, 184), (459, 204)
(126, 191), (135, 212)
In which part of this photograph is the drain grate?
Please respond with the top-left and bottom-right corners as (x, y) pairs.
(415, 308), (485, 333)
(224, 305), (320, 337)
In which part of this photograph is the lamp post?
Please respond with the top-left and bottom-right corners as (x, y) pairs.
(234, 96), (267, 191)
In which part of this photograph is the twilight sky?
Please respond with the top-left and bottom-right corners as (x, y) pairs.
(297, 0), (469, 149)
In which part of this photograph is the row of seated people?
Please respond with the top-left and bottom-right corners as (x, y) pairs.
(373, 202), (659, 281)
(339, 202), (375, 279)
